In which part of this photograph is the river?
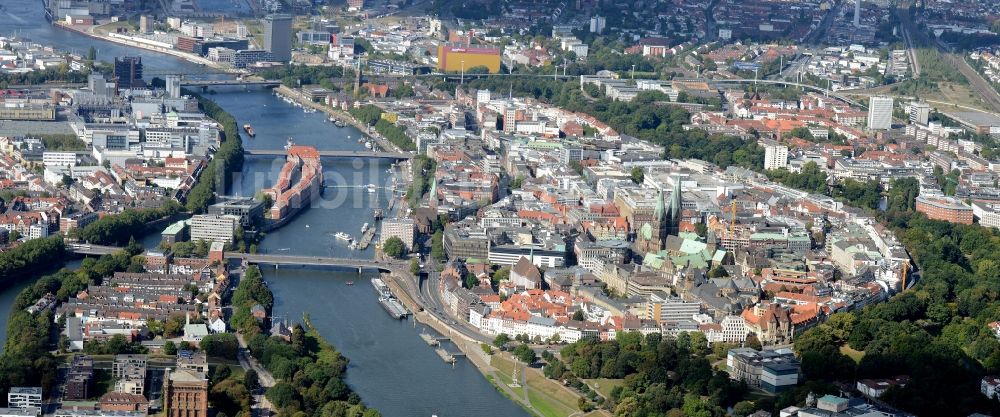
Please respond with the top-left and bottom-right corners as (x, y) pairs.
(0, 3), (530, 416)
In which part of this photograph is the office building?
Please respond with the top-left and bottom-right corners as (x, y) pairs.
(503, 107), (516, 133)
(437, 44), (501, 74)
(915, 195), (973, 224)
(43, 152), (77, 167)
(208, 198), (264, 226)
(443, 221), (489, 260)
(264, 15), (293, 62)
(232, 49), (272, 69)
(0, 408), (40, 417)
(0, 104), (56, 121)
(65, 355), (95, 401)
(163, 368), (209, 417)
(909, 101), (930, 125)
(476, 89), (491, 105)
(646, 292), (701, 323)
(762, 139), (788, 170)
(139, 15), (151, 34)
(380, 218), (415, 250)
(727, 348), (800, 393)
(867, 96), (893, 130)
(112, 354), (147, 381)
(189, 214), (240, 244)
(166, 75), (181, 99)
(113, 57), (144, 92)
(589, 16), (606, 33)
(7, 388), (42, 409)
(854, 0), (862, 27)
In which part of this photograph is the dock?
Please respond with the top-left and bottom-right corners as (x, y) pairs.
(419, 332), (440, 346)
(435, 347), (456, 363)
(355, 226), (377, 250)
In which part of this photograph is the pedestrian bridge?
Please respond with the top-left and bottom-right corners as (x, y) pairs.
(244, 149), (412, 160)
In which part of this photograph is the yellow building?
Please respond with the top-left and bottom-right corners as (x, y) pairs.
(437, 44), (501, 74)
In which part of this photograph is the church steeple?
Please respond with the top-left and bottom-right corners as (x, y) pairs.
(669, 177), (682, 222)
(654, 188), (666, 220)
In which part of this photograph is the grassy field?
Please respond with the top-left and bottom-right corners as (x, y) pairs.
(585, 378), (623, 400)
(490, 354), (584, 417)
(840, 345), (865, 363)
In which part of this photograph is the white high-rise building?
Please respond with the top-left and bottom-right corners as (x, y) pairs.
(854, 0), (862, 27)
(909, 101), (930, 125)
(166, 75), (181, 99)
(476, 89), (490, 105)
(380, 218), (415, 250)
(867, 96), (893, 130)
(763, 140), (789, 170)
(589, 16), (606, 33)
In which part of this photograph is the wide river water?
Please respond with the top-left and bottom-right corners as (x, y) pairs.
(0, 3), (530, 416)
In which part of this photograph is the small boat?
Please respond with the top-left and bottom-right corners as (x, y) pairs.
(361, 223), (369, 233)
(284, 137), (294, 150)
(365, 141), (374, 150)
(305, 224), (310, 228)
(243, 123), (255, 137)
(335, 120), (347, 127)
(346, 281), (354, 285)
(335, 232), (352, 241)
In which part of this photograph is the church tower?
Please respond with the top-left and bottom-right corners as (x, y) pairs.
(634, 177), (682, 255)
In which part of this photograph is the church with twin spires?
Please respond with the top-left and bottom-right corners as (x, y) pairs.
(634, 179), (682, 255)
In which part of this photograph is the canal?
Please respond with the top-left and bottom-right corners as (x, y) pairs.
(0, 2), (531, 416)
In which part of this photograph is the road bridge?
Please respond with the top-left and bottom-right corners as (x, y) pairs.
(709, 79), (866, 108)
(179, 79), (281, 87)
(244, 149), (412, 160)
(66, 243), (404, 273)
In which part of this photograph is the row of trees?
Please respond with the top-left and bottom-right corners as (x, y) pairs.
(230, 265), (273, 336)
(347, 105), (417, 152)
(0, 235), (65, 291)
(71, 201), (181, 245)
(253, 323), (380, 417)
(184, 92), (246, 213)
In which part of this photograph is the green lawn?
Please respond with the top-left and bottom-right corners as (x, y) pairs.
(585, 378), (623, 399)
(528, 388), (576, 417)
(840, 345), (865, 363)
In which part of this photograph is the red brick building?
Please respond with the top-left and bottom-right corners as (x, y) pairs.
(916, 196), (973, 224)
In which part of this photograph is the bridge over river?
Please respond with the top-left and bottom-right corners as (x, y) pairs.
(66, 243), (402, 273)
(244, 149), (412, 160)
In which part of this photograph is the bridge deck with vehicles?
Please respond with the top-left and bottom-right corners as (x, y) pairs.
(66, 243), (402, 272)
(244, 149), (412, 160)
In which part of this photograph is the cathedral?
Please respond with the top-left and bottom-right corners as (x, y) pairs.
(634, 179), (681, 254)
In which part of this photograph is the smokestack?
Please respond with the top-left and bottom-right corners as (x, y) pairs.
(854, 0), (861, 27)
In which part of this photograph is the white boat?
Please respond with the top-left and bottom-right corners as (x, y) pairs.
(365, 141), (374, 150)
(335, 232), (352, 241)
(361, 223), (370, 233)
(305, 224), (310, 228)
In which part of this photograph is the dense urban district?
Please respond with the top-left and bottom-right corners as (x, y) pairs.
(4, 0), (1000, 417)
